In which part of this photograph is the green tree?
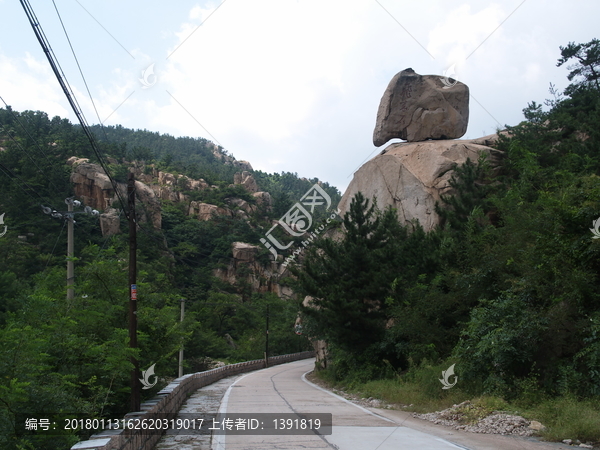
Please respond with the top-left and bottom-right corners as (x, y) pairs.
(295, 193), (401, 356)
(557, 38), (600, 94)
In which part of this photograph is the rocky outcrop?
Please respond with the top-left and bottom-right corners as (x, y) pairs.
(233, 160), (253, 172)
(68, 157), (264, 235)
(232, 242), (260, 261)
(211, 145), (253, 172)
(151, 171), (209, 203)
(338, 136), (503, 232)
(227, 198), (256, 216)
(213, 241), (294, 299)
(68, 157), (163, 233)
(253, 191), (272, 208)
(189, 202), (231, 221)
(233, 171), (258, 193)
(99, 208), (121, 236)
(373, 68), (469, 145)
(134, 180), (162, 229)
(68, 157), (115, 210)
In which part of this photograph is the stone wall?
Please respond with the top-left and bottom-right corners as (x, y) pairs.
(68, 351), (314, 450)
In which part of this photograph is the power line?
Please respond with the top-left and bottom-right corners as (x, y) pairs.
(50, 0), (110, 144)
(19, 0), (129, 219)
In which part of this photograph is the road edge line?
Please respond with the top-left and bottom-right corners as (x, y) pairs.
(300, 369), (396, 424)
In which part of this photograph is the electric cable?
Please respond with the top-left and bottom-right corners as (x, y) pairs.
(19, 0), (129, 219)
(50, 0), (110, 144)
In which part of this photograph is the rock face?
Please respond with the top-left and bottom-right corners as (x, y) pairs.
(68, 157), (262, 235)
(233, 160), (253, 172)
(339, 135), (503, 232)
(68, 157), (115, 210)
(99, 208), (121, 236)
(373, 68), (469, 146)
(68, 157), (162, 231)
(189, 202), (231, 221)
(213, 241), (294, 299)
(253, 191), (272, 209)
(231, 242), (260, 261)
(233, 171), (258, 193)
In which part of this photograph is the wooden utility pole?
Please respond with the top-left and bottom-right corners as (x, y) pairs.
(178, 299), (185, 378)
(128, 172), (140, 411)
(66, 200), (74, 301)
(264, 304), (269, 368)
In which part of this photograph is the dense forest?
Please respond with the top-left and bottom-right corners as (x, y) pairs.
(0, 106), (339, 449)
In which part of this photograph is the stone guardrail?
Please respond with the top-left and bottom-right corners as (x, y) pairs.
(69, 351), (315, 450)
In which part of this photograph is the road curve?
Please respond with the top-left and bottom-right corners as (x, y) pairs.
(211, 358), (467, 450)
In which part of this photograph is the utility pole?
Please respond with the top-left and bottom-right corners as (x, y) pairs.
(66, 199), (75, 301)
(42, 199), (98, 301)
(128, 172), (140, 412)
(178, 298), (186, 378)
(265, 304), (269, 368)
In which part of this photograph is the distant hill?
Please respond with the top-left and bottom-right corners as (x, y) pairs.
(88, 123), (341, 208)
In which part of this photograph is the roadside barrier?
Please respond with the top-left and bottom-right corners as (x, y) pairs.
(68, 351), (315, 450)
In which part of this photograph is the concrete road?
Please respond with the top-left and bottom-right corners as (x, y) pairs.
(155, 358), (571, 450)
(211, 358), (470, 450)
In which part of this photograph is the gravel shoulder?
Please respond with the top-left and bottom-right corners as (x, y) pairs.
(304, 371), (578, 450)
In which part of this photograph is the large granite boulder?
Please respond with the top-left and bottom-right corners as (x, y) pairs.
(339, 135), (503, 232)
(373, 68), (469, 146)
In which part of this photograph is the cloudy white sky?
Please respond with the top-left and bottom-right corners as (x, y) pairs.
(1, 0), (598, 193)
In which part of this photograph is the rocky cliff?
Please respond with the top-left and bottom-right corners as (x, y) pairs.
(338, 134), (504, 231)
(67, 156), (289, 298)
(67, 157), (272, 235)
(213, 242), (294, 299)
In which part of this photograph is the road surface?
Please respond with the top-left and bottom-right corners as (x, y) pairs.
(155, 358), (572, 450)
(211, 358), (467, 450)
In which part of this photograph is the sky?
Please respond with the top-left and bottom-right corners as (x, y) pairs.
(0, 0), (598, 194)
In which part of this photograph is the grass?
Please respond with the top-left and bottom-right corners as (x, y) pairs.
(531, 396), (600, 443)
(312, 368), (600, 444)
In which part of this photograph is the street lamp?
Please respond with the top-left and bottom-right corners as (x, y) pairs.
(42, 198), (99, 300)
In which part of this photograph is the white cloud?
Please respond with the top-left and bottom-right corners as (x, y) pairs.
(0, 52), (70, 119)
(157, 1), (370, 142)
(427, 3), (505, 74)
(1, 0), (598, 192)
